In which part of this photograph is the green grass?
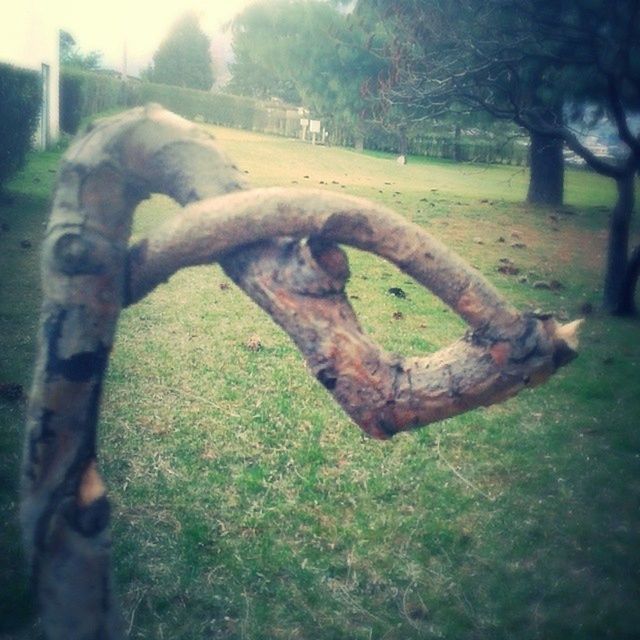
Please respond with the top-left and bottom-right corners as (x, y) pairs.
(1, 128), (639, 640)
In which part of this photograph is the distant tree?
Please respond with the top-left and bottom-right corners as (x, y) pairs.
(149, 12), (214, 90)
(228, 0), (385, 145)
(356, 0), (640, 315)
(59, 30), (102, 71)
(351, 1), (567, 205)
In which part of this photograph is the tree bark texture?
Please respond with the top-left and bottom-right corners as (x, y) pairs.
(620, 244), (640, 316)
(527, 130), (565, 206)
(22, 105), (581, 639)
(604, 173), (637, 315)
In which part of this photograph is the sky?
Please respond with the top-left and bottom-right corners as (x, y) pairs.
(9, 0), (261, 76)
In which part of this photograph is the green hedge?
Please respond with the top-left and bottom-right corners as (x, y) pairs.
(60, 70), (131, 133)
(59, 70), (528, 165)
(135, 83), (259, 130)
(60, 70), (298, 136)
(0, 63), (42, 190)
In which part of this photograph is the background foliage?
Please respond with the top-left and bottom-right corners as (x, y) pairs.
(145, 12), (214, 91)
(59, 69), (528, 165)
(0, 64), (42, 193)
(59, 69), (302, 138)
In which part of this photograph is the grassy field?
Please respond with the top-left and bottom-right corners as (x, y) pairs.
(1, 125), (639, 640)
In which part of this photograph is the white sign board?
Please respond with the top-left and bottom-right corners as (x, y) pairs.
(309, 119), (321, 133)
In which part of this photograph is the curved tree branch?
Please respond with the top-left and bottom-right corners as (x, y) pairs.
(606, 75), (640, 158)
(125, 187), (522, 332)
(220, 237), (581, 439)
(22, 105), (581, 639)
(21, 105), (246, 640)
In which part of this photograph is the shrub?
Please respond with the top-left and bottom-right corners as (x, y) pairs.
(0, 63), (41, 191)
(60, 70), (129, 134)
(59, 71), (263, 133)
(135, 83), (260, 129)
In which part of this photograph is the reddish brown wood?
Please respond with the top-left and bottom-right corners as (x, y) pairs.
(220, 238), (579, 439)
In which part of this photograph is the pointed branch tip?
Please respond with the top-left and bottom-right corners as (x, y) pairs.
(556, 318), (584, 351)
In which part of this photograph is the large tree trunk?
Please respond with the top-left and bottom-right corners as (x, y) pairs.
(398, 125), (408, 157)
(527, 130), (565, 206)
(620, 244), (640, 315)
(604, 172), (636, 315)
(453, 124), (462, 163)
(21, 106), (582, 639)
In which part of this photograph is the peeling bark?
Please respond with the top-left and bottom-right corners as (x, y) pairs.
(221, 238), (579, 438)
(22, 105), (581, 639)
(22, 105), (246, 640)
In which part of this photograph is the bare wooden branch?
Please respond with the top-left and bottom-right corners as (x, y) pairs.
(22, 105), (580, 639)
(125, 187), (522, 333)
(221, 238), (580, 439)
(21, 104), (246, 640)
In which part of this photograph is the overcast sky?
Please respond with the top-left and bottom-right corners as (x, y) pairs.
(14, 0), (261, 75)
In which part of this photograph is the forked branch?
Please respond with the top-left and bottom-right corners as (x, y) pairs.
(21, 105), (580, 639)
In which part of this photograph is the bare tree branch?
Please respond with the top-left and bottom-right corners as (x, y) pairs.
(607, 75), (640, 158)
(22, 106), (581, 639)
(21, 105), (246, 640)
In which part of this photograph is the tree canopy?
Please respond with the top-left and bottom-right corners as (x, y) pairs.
(149, 12), (214, 91)
(354, 0), (640, 313)
(226, 0), (639, 313)
(228, 0), (385, 131)
(59, 30), (102, 71)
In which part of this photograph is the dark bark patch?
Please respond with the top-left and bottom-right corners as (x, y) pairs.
(375, 411), (399, 438)
(54, 233), (105, 276)
(52, 348), (109, 384)
(44, 309), (109, 383)
(322, 212), (374, 245)
(26, 409), (56, 479)
(72, 496), (111, 536)
(316, 368), (338, 391)
(552, 340), (578, 370)
(124, 240), (149, 305)
(308, 237), (350, 282)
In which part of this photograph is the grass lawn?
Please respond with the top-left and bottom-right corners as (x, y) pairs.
(1, 124), (639, 640)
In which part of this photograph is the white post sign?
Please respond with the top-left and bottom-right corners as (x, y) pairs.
(309, 119), (321, 144)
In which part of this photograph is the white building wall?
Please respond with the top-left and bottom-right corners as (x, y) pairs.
(0, 3), (60, 149)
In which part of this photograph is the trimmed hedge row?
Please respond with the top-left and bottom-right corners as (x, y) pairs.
(60, 70), (300, 137)
(0, 63), (42, 190)
(60, 71), (131, 133)
(136, 82), (258, 129)
(60, 70), (528, 165)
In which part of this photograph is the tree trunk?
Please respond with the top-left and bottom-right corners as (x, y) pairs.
(527, 130), (565, 206)
(453, 124), (462, 163)
(398, 126), (408, 157)
(21, 106), (248, 640)
(620, 244), (640, 315)
(604, 172), (636, 315)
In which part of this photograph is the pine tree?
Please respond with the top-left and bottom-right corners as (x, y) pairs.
(151, 12), (213, 91)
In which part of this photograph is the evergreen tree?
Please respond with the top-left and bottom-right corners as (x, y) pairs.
(228, 1), (385, 144)
(151, 12), (213, 90)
